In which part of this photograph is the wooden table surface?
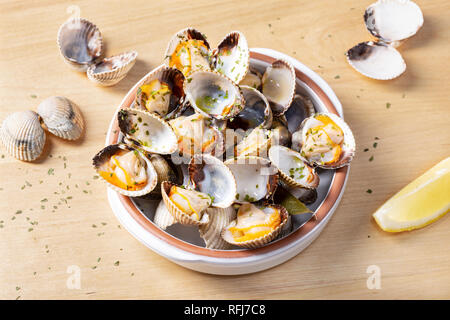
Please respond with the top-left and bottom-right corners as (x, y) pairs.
(0, 0), (449, 300)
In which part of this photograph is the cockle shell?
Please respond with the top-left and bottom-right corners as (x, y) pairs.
(268, 145), (320, 189)
(153, 200), (176, 230)
(222, 203), (289, 249)
(161, 181), (211, 226)
(164, 27), (212, 76)
(92, 144), (158, 197)
(284, 94), (315, 134)
(292, 113), (356, 169)
(87, 51), (137, 86)
(135, 66), (185, 119)
(364, 0), (424, 43)
(224, 156), (278, 203)
(346, 41), (406, 80)
(117, 108), (178, 155)
(188, 154), (237, 208)
(214, 31), (250, 84)
(235, 127), (273, 158)
(227, 85), (272, 131)
(0, 110), (46, 162)
(37, 96), (84, 140)
(184, 70), (245, 120)
(199, 206), (236, 250)
(261, 59), (296, 116)
(57, 18), (103, 72)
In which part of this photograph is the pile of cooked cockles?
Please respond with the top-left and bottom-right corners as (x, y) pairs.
(92, 27), (355, 250)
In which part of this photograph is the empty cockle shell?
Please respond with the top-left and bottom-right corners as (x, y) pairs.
(0, 110), (46, 162)
(188, 154), (237, 208)
(235, 127), (273, 158)
(164, 27), (212, 76)
(239, 67), (262, 89)
(153, 199), (176, 230)
(224, 156), (278, 203)
(227, 85), (272, 131)
(199, 206), (236, 250)
(268, 145), (319, 189)
(292, 113), (355, 169)
(346, 41), (406, 80)
(135, 66), (185, 118)
(161, 181), (212, 226)
(261, 59), (296, 116)
(57, 18), (103, 72)
(214, 31), (250, 84)
(284, 94), (315, 134)
(222, 203), (289, 249)
(184, 70), (245, 120)
(364, 0), (424, 43)
(169, 113), (225, 158)
(117, 108), (178, 155)
(37, 96), (84, 140)
(92, 143), (158, 197)
(87, 51), (137, 86)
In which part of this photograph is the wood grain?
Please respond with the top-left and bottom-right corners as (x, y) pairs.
(0, 0), (449, 300)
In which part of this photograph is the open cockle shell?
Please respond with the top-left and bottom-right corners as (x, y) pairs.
(184, 70), (245, 120)
(284, 94), (315, 134)
(153, 199), (176, 230)
(164, 27), (211, 76)
(37, 96), (84, 140)
(214, 31), (250, 84)
(346, 41), (406, 80)
(0, 110), (46, 162)
(188, 154), (237, 208)
(117, 108), (178, 155)
(57, 18), (103, 72)
(161, 181), (211, 226)
(222, 203), (289, 249)
(169, 113), (225, 158)
(87, 51), (137, 86)
(261, 59), (296, 116)
(199, 206), (236, 250)
(268, 145), (319, 189)
(239, 67), (262, 90)
(224, 156), (278, 203)
(227, 85), (272, 131)
(135, 66), (185, 118)
(364, 0), (424, 43)
(292, 113), (356, 169)
(92, 144), (158, 197)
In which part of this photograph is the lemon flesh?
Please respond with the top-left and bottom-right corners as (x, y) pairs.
(373, 157), (450, 232)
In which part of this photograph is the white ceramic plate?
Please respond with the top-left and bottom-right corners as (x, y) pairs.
(105, 48), (349, 275)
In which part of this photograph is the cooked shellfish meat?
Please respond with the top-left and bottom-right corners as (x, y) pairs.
(168, 185), (212, 221)
(269, 145), (319, 189)
(169, 113), (223, 157)
(225, 203), (282, 243)
(165, 28), (211, 76)
(97, 148), (148, 191)
(235, 127), (272, 157)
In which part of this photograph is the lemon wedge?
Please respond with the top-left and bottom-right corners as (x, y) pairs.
(373, 157), (450, 232)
